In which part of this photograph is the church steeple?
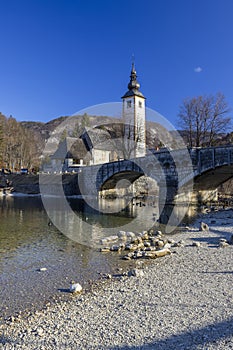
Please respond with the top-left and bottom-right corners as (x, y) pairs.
(128, 62), (140, 90)
(122, 62), (145, 99)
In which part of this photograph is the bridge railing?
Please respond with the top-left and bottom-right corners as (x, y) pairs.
(189, 145), (233, 175)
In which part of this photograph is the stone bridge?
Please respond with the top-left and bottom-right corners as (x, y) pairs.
(79, 145), (233, 202)
(40, 145), (228, 231)
(76, 145), (233, 228)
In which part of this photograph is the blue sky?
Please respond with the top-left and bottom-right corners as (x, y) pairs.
(0, 0), (233, 128)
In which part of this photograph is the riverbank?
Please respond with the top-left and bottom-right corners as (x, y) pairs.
(1, 208), (233, 349)
(0, 173), (81, 195)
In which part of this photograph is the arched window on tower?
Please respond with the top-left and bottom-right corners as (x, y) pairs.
(127, 100), (132, 108)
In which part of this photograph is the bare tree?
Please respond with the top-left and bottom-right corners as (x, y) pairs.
(106, 121), (145, 159)
(0, 113), (6, 167)
(0, 115), (39, 171)
(177, 93), (231, 147)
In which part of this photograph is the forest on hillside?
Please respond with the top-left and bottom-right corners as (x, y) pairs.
(0, 113), (40, 171)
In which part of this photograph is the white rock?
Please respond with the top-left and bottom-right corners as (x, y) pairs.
(126, 232), (135, 239)
(100, 235), (118, 245)
(100, 247), (110, 252)
(192, 242), (201, 247)
(163, 242), (172, 249)
(118, 231), (127, 239)
(219, 241), (229, 248)
(36, 328), (44, 336)
(70, 282), (83, 293)
(100, 238), (107, 245)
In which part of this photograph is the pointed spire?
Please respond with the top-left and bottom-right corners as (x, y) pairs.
(131, 53), (135, 73)
(121, 60), (145, 99)
(128, 56), (140, 91)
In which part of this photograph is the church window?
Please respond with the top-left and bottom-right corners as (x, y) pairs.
(127, 100), (132, 108)
(139, 101), (142, 108)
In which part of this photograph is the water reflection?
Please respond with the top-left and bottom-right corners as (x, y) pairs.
(0, 196), (139, 318)
(0, 195), (198, 318)
(158, 203), (198, 232)
(42, 196), (158, 246)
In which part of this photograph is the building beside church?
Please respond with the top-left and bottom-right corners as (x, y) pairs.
(49, 129), (117, 173)
(45, 63), (146, 173)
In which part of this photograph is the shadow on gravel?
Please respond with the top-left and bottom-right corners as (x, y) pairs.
(210, 227), (233, 237)
(106, 317), (233, 350)
(191, 228), (232, 247)
(58, 288), (71, 293)
(0, 335), (16, 346)
(202, 271), (233, 275)
(191, 236), (220, 247)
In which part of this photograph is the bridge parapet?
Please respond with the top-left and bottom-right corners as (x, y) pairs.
(189, 146), (233, 176)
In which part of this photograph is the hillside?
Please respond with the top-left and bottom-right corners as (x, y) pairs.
(20, 114), (173, 156)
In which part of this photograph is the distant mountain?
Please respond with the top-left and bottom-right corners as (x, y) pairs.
(20, 116), (69, 142)
(20, 115), (173, 156)
(19, 115), (232, 161)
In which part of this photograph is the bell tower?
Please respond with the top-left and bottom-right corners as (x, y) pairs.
(122, 62), (146, 158)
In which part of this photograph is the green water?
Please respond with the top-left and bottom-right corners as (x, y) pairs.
(0, 194), (199, 319)
(0, 195), (157, 318)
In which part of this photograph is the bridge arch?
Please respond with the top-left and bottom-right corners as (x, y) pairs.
(96, 159), (162, 193)
(193, 164), (233, 191)
(100, 170), (144, 191)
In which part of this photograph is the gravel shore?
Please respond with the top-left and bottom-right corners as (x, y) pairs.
(1, 209), (233, 350)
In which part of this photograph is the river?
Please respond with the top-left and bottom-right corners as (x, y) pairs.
(0, 195), (158, 319)
(0, 194), (198, 319)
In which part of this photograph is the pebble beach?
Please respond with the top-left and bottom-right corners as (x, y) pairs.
(1, 208), (233, 350)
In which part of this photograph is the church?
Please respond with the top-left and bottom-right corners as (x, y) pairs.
(48, 63), (147, 173)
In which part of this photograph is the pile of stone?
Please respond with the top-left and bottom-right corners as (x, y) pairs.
(99, 229), (184, 261)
